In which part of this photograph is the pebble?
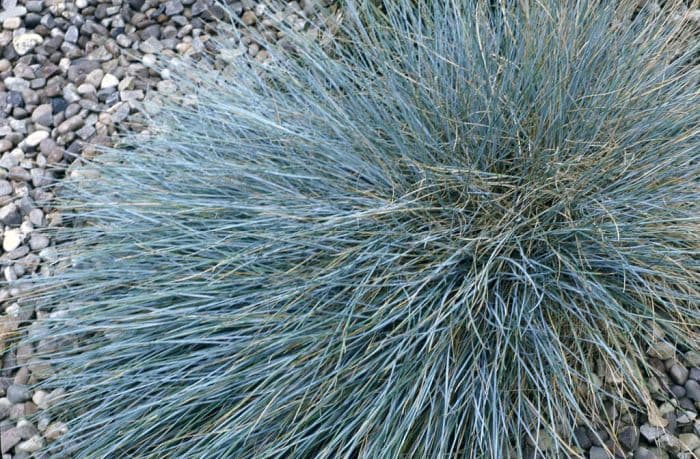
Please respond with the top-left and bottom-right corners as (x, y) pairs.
(44, 421), (67, 440)
(12, 33), (43, 56)
(0, 203), (21, 226)
(24, 131), (49, 148)
(686, 380), (700, 402)
(165, 0), (184, 15)
(31, 104), (53, 126)
(16, 435), (44, 453)
(2, 17), (22, 29)
(0, 180), (12, 196)
(4, 77), (29, 92)
(100, 73), (119, 89)
(57, 115), (85, 135)
(157, 80), (177, 94)
(6, 384), (30, 404)
(619, 425), (639, 451)
(1, 427), (21, 454)
(0, 139), (12, 153)
(633, 448), (662, 459)
(3, 229), (22, 252)
(242, 10), (257, 25)
(29, 233), (49, 251)
(589, 446), (610, 459)
(640, 423), (665, 442)
(670, 363), (690, 385)
(16, 419), (38, 439)
(0, 398), (11, 419)
(65, 26), (79, 44)
(678, 433), (700, 451)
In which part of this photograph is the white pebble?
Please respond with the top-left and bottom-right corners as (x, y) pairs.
(12, 33), (43, 56)
(3, 228), (22, 252)
(24, 130), (49, 147)
(100, 73), (119, 89)
(17, 435), (44, 453)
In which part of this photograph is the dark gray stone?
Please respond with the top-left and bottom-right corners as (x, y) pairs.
(619, 425), (639, 451)
(0, 203), (20, 225)
(685, 380), (700, 402)
(67, 59), (100, 82)
(589, 446), (611, 459)
(671, 363), (690, 385)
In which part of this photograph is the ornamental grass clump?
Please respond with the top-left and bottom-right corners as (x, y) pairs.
(23, 0), (699, 457)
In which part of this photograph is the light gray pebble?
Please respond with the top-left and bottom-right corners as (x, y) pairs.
(29, 233), (48, 251)
(65, 25), (79, 44)
(38, 247), (57, 262)
(57, 115), (85, 135)
(640, 423), (665, 442)
(31, 104), (53, 126)
(6, 384), (30, 403)
(8, 167), (31, 182)
(31, 168), (52, 187)
(76, 124), (96, 140)
(139, 37), (163, 54)
(0, 139), (12, 153)
(0, 180), (11, 196)
(2, 16), (22, 29)
(28, 208), (44, 227)
(165, 0), (184, 15)
(0, 426), (21, 454)
(3, 77), (29, 92)
(16, 419), (38, 439)
(85, 68), (104, 88)
(157, 80), (177, 94)
(6, 245), (29, 260)
(24, 130), (48, 147)
(0, 397), (11, 420)
(16, 434), (44, 453)
(101, 73), (119, 89)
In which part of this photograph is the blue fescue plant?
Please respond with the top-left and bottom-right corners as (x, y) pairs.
(22, 0), (699, 457)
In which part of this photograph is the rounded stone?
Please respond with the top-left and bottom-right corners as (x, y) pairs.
(12, 33), (43, 56)
(100, 73), (119, 89)
(6, 384), (31, 403)
(3, 229), (22, 252)
(24, 130), (49, 147)
(31, 104), (53, 126)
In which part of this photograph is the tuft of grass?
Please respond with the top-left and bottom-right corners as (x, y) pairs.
(22, 0), (699, 457)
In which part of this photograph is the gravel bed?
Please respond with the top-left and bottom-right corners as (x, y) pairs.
(0, 1), (698, 458)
